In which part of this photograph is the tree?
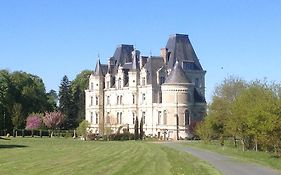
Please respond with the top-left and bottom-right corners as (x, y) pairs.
(140, 117), (144, 140)
(46, 89), (58, 111)
(11, 103), (22, 129)
(76, 120), (90, 141)
(59, 75), (75, 129)
(197, 76), (247, 146)
(26, 113), (43, 137)
(134, 117), (139, 140)
(71, 70), (92, 126)
(43, 111), (64, 137)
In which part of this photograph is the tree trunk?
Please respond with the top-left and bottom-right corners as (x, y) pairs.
(31, 130), (34, 137)
(255, 138), (258, 152)
(233, 136), (237, 147)
(241, 139), (245, 151)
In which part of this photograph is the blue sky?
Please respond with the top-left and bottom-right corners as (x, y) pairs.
(1, 0), (281, 102)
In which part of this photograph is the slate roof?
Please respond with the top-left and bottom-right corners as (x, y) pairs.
(144, 56), (165, 85)
(164, 61), (191, 84)
(113, 44), (134, 66)
(194, 88), (206, 103)
(94, 59), (107, 76)
(166, 34), (203, 70)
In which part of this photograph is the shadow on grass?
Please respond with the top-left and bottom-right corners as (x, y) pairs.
(0, 137), (11, 140)
(0, 145), (28, 149)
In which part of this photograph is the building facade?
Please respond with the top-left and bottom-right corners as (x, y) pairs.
(85, 34), (206, 140)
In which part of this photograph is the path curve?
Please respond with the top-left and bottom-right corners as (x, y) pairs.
(163, 142), (280, 175)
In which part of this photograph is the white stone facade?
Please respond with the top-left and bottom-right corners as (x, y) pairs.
(85, 34), (206, 140)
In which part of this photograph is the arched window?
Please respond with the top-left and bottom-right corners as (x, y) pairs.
(132, 112), (135, 124)
(185, 110), (190, 125)
(90, 112), (93, 123)
(117, 96), (119, 105)
(120, 95), (123, 105)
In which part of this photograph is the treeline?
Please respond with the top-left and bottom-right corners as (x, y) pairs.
(0, 69), (92, 133)
(196, 76), (281, 155)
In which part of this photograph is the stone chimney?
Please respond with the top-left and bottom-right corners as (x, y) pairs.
(160, 48), (168, 64)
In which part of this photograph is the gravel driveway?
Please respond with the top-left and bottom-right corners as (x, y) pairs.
(163, 142), (281, 175)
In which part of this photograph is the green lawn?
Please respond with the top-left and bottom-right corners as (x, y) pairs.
(184, 141), (281, 171)
(0, 138), (220, 175)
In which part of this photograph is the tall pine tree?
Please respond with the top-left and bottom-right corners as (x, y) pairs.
(59, 75), (75, 129)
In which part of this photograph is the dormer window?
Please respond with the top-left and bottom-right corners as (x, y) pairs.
(182, 61), (194, 70)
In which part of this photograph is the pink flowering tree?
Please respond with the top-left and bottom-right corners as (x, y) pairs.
(26, 113), (43, 137)
(43, 111), (64, 137)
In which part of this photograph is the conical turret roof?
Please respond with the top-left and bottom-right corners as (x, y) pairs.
(164, 61), (190, 84)
(94, 59), (104, 76)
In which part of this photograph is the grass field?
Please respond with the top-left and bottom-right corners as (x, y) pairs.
(184, 141), (281, 171)
(0, 138), (220, 175)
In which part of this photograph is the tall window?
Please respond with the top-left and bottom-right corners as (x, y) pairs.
(132, 112), (135, 124)
(95, 96), (98, 105)
(159, 92), (162, 103)
(120, 95), (123, 105)
(120, 112), (122, 124)
(163, 110), (167, 125)
(90, 96), (93, 106)
(185, 110), (190, 125)
(118, 78), (121, 89)
(158, 111), (162, 125)
(142, 112), (146, 124)
(117, 112), (119, 124)
(90, 82), (94, 90)
(132, 94), (135, 104)
(90, 112), (93, 123)
(95, 113), (99, 124)
(117, 96), (119, 105)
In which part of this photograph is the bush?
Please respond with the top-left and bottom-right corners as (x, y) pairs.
(107, 133), (135, 141)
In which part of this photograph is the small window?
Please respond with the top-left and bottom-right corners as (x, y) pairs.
(95, 96), (98, 105)
(90, 112), (93, 123)
(132, 94), (135, 104)
(120, 112), (122, 124)
(132, 112), (135, 124)
(90, 96), (93, 106)
(96, 113), (99, 124)
(158, 111), (162, 125)
(142, 112), (146, 124)
(183, 62), (194, 70)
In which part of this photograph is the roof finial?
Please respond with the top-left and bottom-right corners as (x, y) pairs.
(97, 53), (100, 60)
(149, 50), (152, 57)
